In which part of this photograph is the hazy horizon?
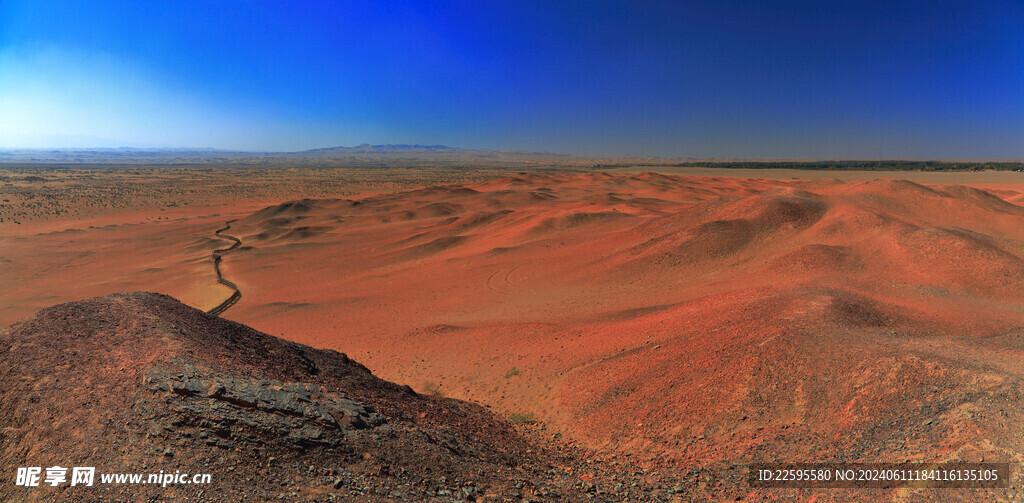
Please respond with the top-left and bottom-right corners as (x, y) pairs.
(3, 142), (1024, 163)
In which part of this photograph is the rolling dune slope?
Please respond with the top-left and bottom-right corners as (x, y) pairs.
(215, 172), (1024, 488)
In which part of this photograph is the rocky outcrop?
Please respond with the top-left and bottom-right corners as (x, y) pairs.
(0, 292), (564, 502)
(143, 367), (389, 451)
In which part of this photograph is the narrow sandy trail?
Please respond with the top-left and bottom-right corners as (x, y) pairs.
(207, 220), (242, 316)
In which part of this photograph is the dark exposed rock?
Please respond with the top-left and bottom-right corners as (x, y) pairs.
(145, 369), (387, 450)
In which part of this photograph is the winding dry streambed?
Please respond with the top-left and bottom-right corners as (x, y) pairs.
(207, 220), (242, 316)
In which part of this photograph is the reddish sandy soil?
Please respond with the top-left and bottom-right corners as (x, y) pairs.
(0, 202), (266, 323)
(5, 169), (1024, 500)
(203, 173), (1024, 477)
(0, 164), (511, 323)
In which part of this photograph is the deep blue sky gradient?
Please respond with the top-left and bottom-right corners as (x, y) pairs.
(0, 0), (1021, 157)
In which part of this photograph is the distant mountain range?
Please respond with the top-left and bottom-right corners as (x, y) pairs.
(0, 144), (601, 167)
(2, 146), (1020, 170)
(301, 144), (458, 153)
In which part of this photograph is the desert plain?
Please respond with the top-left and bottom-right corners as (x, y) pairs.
(4, 155), (1024, 501)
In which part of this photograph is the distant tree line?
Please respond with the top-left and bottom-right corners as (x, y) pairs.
(617, 160), (1024, 171)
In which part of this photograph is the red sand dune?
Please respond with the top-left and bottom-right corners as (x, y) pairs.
(206, 172), (1024, 477)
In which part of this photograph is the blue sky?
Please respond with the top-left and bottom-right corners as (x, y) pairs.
(0, 0), (1021, 158)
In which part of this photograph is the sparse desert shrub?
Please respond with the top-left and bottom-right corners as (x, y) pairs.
(504, 367), (520, 378)
(509, 412), (536, 425)
(422, 381), (444, 397)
